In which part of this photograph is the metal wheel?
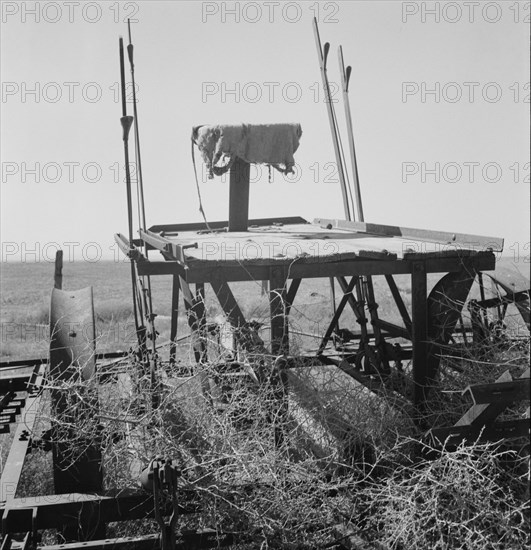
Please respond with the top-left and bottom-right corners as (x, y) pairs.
(427, 265), (530, 381)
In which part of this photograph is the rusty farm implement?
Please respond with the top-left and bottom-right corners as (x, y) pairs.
(0, 19), (529, 550)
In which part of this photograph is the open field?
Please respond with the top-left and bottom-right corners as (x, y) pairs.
(0, 258), (415, 361)
(2, 256), (528, 360)
(0, 257), (529, 548)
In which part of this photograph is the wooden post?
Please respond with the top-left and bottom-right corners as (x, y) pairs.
(54, 250), (63, 289)
(411, 262), (428, 416)
(228, 157), (250, 232)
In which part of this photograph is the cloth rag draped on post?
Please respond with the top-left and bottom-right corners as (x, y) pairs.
(192, 123), (302, 178)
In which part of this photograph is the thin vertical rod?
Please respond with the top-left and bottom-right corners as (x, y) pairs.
(119, 37), (140, 334)
(313, 18), (352, 221)
(338, 45), (364, 222)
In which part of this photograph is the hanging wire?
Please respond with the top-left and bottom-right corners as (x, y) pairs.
(191, 139), (213, 232)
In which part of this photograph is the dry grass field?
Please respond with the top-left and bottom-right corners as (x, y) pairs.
(0, 257), (529, 548)
(0, 258), (419, 361)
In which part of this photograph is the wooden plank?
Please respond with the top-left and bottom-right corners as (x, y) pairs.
(178, 233), (495, 265)
(148, 216), (308, 234)
(430, 418), (530, 446)
(0, 364), (45, 503)
(465, 379), (530, 405)
(314, 218), (504, 251)
(455, 369), (513, 427)
(40, 534), (160, 550)
(113, 233), (146, 263)
(38, 530), (233, 550)
(175, 231), (396, 263)
(172, 228), (497, 264)
(0, 395), (42, 503)
(139, 229), (187, 264)
(0, 492), (197, 533)
(136, 253), (496, 281)
(0, 353), (127, 371)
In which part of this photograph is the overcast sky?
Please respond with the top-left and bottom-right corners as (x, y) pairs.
(1, 1), (529, 263)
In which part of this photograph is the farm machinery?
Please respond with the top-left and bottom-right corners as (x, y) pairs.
(0, 19), (529, 550)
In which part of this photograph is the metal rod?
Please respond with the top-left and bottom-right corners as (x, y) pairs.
(126, 19), (147, 234)
(126, 21), (157, 366)
(119, 36), (141, 335)
(313, 17), (352, 221)
(338, 45), (364, 222)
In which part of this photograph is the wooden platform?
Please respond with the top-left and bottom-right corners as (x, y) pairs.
(127, 217), (502, 281)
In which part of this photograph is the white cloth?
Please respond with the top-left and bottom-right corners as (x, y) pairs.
(192, 123), (302, 178)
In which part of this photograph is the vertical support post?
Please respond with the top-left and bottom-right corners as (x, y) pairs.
(54, 250), (63, 290)
(228, 157), (250, 232)
(195, 283), (211, 402)
(169, 275), (180, 365)
(411, 262), (428, 415)
(269, 267), (289, 449)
